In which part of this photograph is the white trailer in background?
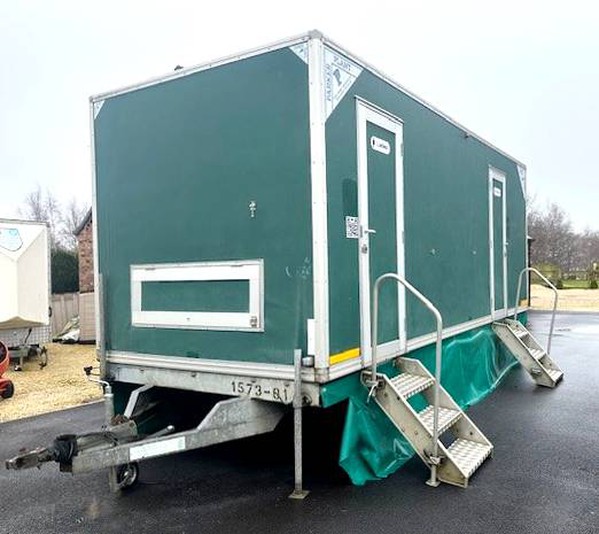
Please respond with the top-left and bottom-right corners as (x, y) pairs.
(0, 219), (51, 369)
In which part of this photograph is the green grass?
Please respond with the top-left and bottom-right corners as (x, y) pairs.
(562, 280), (595, 289)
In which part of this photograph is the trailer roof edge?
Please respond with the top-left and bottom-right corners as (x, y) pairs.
(90, 29), (526, 169)
(89, 32), (312, 103)
(0, 218), (50, 228)
(321, 35), (526, 169)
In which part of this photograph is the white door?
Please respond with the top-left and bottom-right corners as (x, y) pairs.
(356, 101), (406, 365)
(489, 167), (508, 318)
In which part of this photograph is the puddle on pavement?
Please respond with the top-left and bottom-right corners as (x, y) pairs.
(569, 325), (599, 335)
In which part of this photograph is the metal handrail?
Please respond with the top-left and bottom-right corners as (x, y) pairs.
(369, 273), (444, 487)
(514, 267), (558, 355)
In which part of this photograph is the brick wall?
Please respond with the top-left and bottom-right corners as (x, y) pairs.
(77, 218), (94, 293)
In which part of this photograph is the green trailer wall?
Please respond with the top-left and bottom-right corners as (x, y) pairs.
(93, 36), (527, 378)
(325, 46), (527, 361)
(93, 48), (313, 365)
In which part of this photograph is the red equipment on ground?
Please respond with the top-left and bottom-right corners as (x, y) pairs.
(0, 340), (15, 399)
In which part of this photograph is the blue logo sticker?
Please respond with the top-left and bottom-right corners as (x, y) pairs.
(0, 228), (23, 251)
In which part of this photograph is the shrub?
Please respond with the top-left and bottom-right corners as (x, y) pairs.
(555, 279), (564, 289)
(52, 248), (79, 293)
(590, 280), (598, 289)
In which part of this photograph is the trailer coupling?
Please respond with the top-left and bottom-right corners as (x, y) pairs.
(6, 419), (140, 472)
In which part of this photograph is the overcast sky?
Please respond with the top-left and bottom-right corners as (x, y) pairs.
(1, 0), (597, 230)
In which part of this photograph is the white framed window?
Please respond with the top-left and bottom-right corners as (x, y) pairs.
(130, 259), (264, 332)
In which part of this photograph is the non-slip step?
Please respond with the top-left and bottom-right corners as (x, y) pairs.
(446, 438), (493, 478)
(547, 368), (564, 383)
(530, 348), (545, 360)
(390, 373), (434, 399)
(514, 329), (529, 339)
(418, 405), (461, 435)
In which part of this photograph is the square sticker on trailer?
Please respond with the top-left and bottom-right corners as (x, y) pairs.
(345, 216), (359, 239)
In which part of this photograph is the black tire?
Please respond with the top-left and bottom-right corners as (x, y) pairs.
(39, 347), (48, 368)
(116, 462), (139, 490)
(1, 381), (14, 399)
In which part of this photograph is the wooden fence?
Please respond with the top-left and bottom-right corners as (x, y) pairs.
(51, 292), (79, 335)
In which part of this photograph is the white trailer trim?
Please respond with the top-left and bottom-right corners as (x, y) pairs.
(489, 167), (508, 319)
(89, 99), (105, 374)
(106, 304), (526, 386)
(327, 305), (527, 381)
(130, 260), (264, 332)
(90, 33), (310, 103)
(355, 99), (406, 366)
(308, 34), (330, 370)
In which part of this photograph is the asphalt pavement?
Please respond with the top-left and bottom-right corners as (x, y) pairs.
(0, 311), (598, 534)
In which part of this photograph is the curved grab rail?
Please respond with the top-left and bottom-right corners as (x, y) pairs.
(370, 273), (443, 487)
(514, 267), (558, 355)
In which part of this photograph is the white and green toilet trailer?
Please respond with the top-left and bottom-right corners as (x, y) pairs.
(10, 31), (553, 492)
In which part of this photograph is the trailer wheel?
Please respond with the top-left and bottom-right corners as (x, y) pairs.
(1, 381), (14, 399)
(116, 462), (139, 490)
(39, 347), (48, 368)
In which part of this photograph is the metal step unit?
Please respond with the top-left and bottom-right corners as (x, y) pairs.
(492, 318), (564, 388)
(364, 357), (493, 488)
(363, 272), (493, 489)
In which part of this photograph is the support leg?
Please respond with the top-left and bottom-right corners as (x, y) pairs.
(289, 349), (309, 500)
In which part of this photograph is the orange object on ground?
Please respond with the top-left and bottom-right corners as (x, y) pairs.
(0, 340), (15, 399)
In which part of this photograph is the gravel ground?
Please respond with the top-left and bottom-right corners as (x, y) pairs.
(530, 283), (599, 311)
(0, 343), (102, 423)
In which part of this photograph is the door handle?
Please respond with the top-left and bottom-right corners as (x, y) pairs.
(362, 227), (377, 236)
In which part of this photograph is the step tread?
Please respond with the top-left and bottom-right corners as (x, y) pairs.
(446, 438), (493, 478)
(390, 373), (434, 398)
(418, 405), (461, 435)
(547, 368), (563, 381)
(514, 329), (529, 339)
(529, 348), (545, 359)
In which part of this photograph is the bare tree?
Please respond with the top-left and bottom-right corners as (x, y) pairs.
(529, 201), (599, 274)
(19, 185), (62, 249)
(578, 229), (599, 271)
(60, 198), (88, 251)
(20, 185), (45, 221)
(19, 186), (89, 251)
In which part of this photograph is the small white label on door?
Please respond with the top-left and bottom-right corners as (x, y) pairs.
(345, 216), (359, 239)
(493, 187), (502, 197)
(370, 136), (391, 155)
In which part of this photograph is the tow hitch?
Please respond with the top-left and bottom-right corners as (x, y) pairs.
(5, 367), (286, 492)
